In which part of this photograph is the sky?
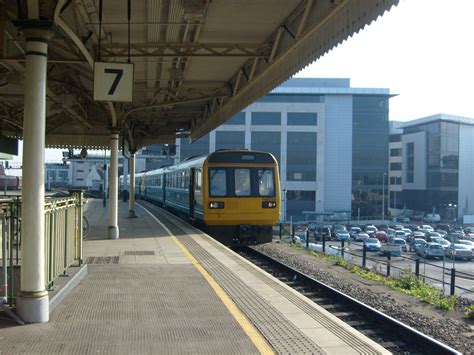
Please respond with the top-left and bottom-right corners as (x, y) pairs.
(296, 0), (474, 122)
(11, 0), (474, 164)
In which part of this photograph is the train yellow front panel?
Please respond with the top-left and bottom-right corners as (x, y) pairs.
(204, 198), (279, 226)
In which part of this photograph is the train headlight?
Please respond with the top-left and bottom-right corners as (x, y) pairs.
(262, 201), (277, 208)
(209, 201), (225, 209)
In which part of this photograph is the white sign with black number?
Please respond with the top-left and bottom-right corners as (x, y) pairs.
(93, 62), (134, 102)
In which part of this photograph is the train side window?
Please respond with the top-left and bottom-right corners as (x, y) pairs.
(257, 169), (275, 196)
(195, 169), (202, 191)
(235, 169), (251, 196)
(209, 169), (227, 196)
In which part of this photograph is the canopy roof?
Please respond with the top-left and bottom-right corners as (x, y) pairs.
(0, 0), (399, 150)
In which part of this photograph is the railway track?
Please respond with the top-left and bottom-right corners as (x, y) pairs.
(237, 246), (461, 355)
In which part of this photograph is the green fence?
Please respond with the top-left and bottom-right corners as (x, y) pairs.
(1, 192), (83, 305)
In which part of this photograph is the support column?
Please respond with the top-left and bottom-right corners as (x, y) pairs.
(17, 26), (53, 323)
(128, 153), (137, 218)
(108, 132), (119, 239)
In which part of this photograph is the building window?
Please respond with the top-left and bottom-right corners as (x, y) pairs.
(286, 190), (316, 221)
(224, 112), (245, 125)
(287, 132), (317, 181)
(390, 177), (401, 185)
(257, 94), (323, 103)
(390, 148), (401, 157)
(180, 134), (209, 161)
(216, 131), (245, 150)
(251, 131), (281, 165)
(287, 112), (317, 126)
(389, 134), (402, 142)
(77, 169), (84, 172)
(406, 142), (414, 183)
(390, 162), (402, 171)
(251, 112), (281, 125)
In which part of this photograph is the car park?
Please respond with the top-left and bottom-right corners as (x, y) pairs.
(410, 238), (428, 252)
(364, 225), (378, 236)
(457, 239), (474, 252)
(349, 226), (362, 239)
(429, 237), (450, 250)
(364, 238), (382, 251)
(446, 232), (464, 243)
(374, 231), (388, 242)
(355, 232), (370, 242)
(417, 242), (445, 259)
(395, 230), (407, 240)
(335, 230), (351, 241)
(446, 244), (472, 261)
(392, 238), (408, 252)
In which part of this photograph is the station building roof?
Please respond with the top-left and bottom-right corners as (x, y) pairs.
(0, 0), (399, 150)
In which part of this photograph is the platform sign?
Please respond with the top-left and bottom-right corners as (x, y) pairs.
(94, 62), (134, 102)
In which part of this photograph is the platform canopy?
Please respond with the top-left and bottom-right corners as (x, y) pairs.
(0, 0), (398, 150)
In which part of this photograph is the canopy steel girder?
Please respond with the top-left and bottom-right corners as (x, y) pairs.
(100, 42), (269, 59)
(0, 0), (399, 150)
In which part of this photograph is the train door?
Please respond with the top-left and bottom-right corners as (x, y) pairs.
(189, 168), (195, 220)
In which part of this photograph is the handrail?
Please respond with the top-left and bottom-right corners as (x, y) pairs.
(0, 192), (83, 304)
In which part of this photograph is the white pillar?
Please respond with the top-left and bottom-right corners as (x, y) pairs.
(17, 27), (52, 323)
(108, 133), (119, 239)
(128, 153), (136, 218)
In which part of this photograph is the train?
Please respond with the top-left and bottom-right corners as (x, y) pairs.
(121, 149), (281, 246)
(0, 166), (21, 190)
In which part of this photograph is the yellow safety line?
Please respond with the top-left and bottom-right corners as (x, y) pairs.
(137, 203), (274, 355)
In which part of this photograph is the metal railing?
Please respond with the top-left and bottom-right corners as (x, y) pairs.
(0, 191), (83, 305)
(276, 223), (473, 298)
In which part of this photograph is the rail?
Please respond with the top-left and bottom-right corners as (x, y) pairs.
(0, 191), (83, 306)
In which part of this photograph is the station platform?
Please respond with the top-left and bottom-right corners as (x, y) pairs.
(0, 199), (390, 354)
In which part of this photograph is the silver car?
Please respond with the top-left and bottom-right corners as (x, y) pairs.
(447, 244), (473, 261)
(417, 242), (445, 259)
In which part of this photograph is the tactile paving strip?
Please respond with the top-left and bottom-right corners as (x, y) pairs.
(124, 250), (155, 255)
(180, 236), (325, 355)
(219, 247), (384, 355)
(85, 256), (120, 264)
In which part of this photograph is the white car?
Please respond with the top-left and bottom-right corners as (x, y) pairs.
(355, 233), (370, 242)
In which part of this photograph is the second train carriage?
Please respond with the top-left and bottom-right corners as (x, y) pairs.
(125, 149), (280, 246)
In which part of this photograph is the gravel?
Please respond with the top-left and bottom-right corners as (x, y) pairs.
(254, 242), (473, 354)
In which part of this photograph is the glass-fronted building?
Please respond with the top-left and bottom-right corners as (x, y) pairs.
(400, 114), (474, 219)
(175, 78), (391, 221)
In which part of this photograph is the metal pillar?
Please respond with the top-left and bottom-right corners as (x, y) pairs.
(17, 26), (52, 323)
(128, 153), (136, 218)
(108, 133), (119, 239)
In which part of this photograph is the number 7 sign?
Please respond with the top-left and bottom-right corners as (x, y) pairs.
(94, 62), (134, 102)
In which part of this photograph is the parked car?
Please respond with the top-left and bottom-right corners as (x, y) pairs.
(429, 237), (450, 250)
(355, 232), (370, 242)
(374, 231), (388, 242)
(427, 231), (443, 241)
(335, 230), (351, 241)
(457, 239), (474, 252)
(417, 242), (445, 259)
(349, 226), (362, 239)
(331, 224), (347, 239)
(364, 225), (378, 236)
(412, 231), (427, 240)
(423, 213), (441, 223)
(395, 230), (407, 240)
(446, 244), (473, 261)
(410, 238), (428, 252)
(446, 233), (464, 243)
(392, 238), (408, 252)
(364, 238), (382, 252)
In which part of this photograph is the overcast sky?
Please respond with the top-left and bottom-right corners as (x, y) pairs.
(296, 0), (474, 122)
(14, 0), (474, 163)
